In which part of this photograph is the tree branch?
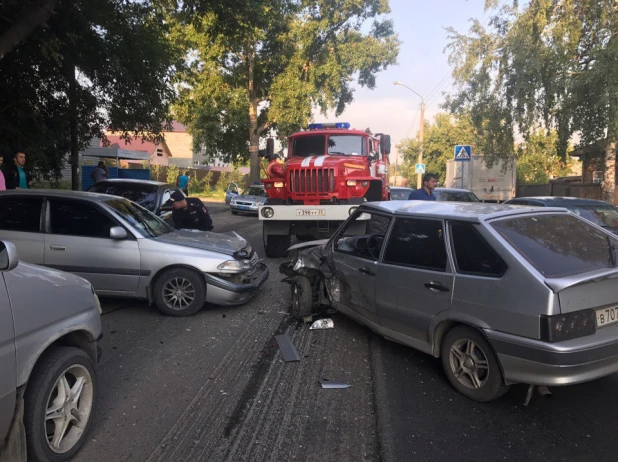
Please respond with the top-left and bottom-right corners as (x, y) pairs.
(257, 121), (271, 135)
(0, 0), (58, 60)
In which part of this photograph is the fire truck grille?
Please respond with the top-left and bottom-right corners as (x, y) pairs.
(289, 168), (336, 194)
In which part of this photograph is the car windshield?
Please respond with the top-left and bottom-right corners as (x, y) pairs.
(292, 134), (366, 157)
(434, 190), (479, 202)
(492, 214), (618, 278)
(105, 198), (173, 238)
(241, 187), (267, 197)
(567, 205), (618, 229)
(390, 189), (412, 200)
(89, 182), (159, 212)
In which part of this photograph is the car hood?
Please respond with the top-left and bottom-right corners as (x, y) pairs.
(235, 195), (266, 203)
(154, 230), (248, 256)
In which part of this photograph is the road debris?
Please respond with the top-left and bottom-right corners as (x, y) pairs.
(310, 318), (334, 330)
(319, 378), (352, 389)
(274, 334), (301, 362)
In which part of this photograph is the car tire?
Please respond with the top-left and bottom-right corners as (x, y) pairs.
(264, 234), (291, 258)
(153, 268), (206, 317)
(231, 211), (239, 215)
(441, 326), (509, 402)
(291, 276), (315, 319)
(24, 347), (97, 462)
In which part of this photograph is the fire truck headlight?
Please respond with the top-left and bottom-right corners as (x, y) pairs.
(361, 181), (369, 187)
(274, 182), (284, 188)
(347, 180), (357, 186)
(261, 207), (275, 218)
(265, 183), (272, 189)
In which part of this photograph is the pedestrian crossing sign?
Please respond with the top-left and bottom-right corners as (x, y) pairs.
(454, 145), (471, 161)
(415, 163), (425, 174)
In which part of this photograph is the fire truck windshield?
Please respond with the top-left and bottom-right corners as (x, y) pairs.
(292, 134), (367, 158)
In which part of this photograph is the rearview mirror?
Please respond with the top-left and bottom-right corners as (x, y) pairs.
(380, 134), (391, 155)
(0, 240), (19, 271)
(266, 138), (275, 157)
(110, 226), (128, 240)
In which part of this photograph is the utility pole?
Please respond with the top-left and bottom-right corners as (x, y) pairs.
(393, 81), (426, 189)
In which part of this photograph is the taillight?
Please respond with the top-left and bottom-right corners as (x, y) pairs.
(540, 310), (596, 342)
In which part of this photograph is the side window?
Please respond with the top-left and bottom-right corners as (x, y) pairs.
(49, 200), (116, 238)
(383, 218), (447, 271)
(450, 222), (507, 277)
(160, 189), (176, 210)
(0, 197), (42, 232)
(334, 211), (392, 261)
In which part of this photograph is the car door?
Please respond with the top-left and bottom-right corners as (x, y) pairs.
(0, 242), (16, 442)
(44, 198), (141, 294)
(375, 217), (454, 344)
(330, 210), (392, 326)
(158, 185), (181, 224)
(225, 183), (239, 205)
(0, 195), (45, 264)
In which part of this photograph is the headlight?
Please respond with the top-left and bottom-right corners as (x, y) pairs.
(361, 181), (369, 187)
(265, 183), (272, 189)
(274, 182), (284, 188)
(262, 207), (274, 218)
(347, 180), (357, 186)
(540, 309), (596, 342)
(217, 259), (253, 273)
(94, 293), (102, 314)
(231, 199), (237, 205)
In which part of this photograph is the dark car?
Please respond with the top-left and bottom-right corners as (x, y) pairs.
(87, 179), (185, 224)
(388, 187), (414, 200)
(433, 187), (479, 202)
(504, 197), (618, 233)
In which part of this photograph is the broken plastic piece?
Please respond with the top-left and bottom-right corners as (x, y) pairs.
(319, 378), (352, 389)
(274, 334), (301, 362)
(310, 319), (334, 330)
(302, 316), (314, 324)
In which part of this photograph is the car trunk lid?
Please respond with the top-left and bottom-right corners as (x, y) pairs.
(546, 268), (618, 313)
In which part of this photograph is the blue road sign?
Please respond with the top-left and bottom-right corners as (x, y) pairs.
(454, 145), (471, 161)
(415, 163), (426, 174)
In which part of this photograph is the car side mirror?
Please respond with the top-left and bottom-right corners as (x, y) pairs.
(0, 240), (19, 271)
(110, 226), (128, 240)
(380, 134), (391, 155)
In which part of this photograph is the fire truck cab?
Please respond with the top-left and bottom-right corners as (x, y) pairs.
(259, 122), (391, 257)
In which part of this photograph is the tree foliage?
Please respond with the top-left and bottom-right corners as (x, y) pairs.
(445, 0), (618, 164)
(172, 0), (400, 181)
(516, 130), (575, 184)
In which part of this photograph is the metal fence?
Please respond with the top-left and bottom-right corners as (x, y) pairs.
(517, 182), (602, 200)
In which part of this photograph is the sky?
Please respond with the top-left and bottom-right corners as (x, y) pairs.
(315, 0), (488, 164)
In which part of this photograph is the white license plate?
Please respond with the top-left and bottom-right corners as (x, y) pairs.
(296, 209), (326, 217)
(596, 306), (618, 328)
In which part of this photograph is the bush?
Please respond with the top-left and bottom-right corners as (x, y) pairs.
(166, 164), (180, 185)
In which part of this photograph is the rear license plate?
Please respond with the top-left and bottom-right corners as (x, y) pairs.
(596, 307), (618, 328)
(296, 209), (326, 217)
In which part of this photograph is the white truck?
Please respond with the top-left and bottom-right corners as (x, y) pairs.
(445, 155), (516, 202)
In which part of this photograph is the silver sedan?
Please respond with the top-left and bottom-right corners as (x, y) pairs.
(0, 190), (268, 316)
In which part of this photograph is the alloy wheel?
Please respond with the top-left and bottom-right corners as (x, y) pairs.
(162, 277), (196, 311)
(448, 338), (490, 390)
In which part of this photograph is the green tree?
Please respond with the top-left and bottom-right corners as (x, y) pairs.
(516, 130), (574, 184)
(172, 0), (399, 183)
(445, 0), (618, 165)
(397, 113), (480, 184)
(0, 0), (181, 188)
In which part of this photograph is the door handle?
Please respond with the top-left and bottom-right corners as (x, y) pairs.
(49, 245), (66, 251)
(358, 267), (375, 276)
(424, 281), (449, 293)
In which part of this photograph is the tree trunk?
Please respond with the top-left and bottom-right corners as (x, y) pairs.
(67, 63), (79, 191)
(0, 0), (58, 60)
(247, 43), (260, 185)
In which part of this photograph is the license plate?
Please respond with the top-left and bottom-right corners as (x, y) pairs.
(596, 306), (618, 328)
(296, 209), (326, 217)
(238, 206), (249, 210)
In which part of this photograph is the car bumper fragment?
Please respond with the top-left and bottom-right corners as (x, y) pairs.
(204, 263), (269, 306)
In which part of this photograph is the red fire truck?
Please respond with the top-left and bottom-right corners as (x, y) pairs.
(259, 122), (391, 257)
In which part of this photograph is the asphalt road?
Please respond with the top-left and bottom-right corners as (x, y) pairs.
(74, 209), (618, 462)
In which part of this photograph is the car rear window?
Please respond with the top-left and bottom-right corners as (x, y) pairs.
(390, 189), (412, 200)
(491, 214), (617, 278)
(89, 183), (158, 211)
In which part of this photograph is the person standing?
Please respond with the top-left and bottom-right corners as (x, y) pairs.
(177, 171), (190, 195)
(170, 191), (213, 231)
(4, 152), (33, 190)
(90, 161), (108, 184)
(0, 157), (5, 191)
(408, 173), (438, 201)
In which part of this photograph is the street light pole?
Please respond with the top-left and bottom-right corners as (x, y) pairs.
(394, 81), (425, 189)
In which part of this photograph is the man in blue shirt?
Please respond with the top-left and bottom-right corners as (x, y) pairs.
(408, 173), (438, 201)
(177, 171), (190, 195)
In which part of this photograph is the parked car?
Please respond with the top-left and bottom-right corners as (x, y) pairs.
(87, 179), (186, 224)
(504, 196), (618, 233)
(225, 183), (240, 205)
(0, 190), (268, 317)
(388, 187), (414, 200)
(433, 187), (479, 202)
(283, 201), (618, 401)
(0, 240), (101, 461)
(228, 183), (268, 215)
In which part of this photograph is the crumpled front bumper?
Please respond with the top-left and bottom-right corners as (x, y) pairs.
(204, 262), (269, 306)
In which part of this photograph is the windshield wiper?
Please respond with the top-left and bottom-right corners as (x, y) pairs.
(607, 235), (616, 267)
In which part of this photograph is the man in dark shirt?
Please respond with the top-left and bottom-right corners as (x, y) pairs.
(408, 173), (438, 201)
(170, 191), (214, 231)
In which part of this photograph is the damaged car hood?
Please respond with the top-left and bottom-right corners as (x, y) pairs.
(154, 230), (248, 256)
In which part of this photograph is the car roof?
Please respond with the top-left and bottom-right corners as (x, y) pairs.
(510, 196), (611, 206)
(361, 200), (568, 222)
(0, 189), (128, 203)
(93, 179), (167, 186)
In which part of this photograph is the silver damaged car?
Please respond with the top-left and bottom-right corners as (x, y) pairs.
(0, 190), (268, 317)
(283, 201), (618, 402)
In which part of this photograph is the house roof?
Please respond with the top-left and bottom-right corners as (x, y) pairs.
(168, 121), (187, 132)
(103, 135), (159, 154)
